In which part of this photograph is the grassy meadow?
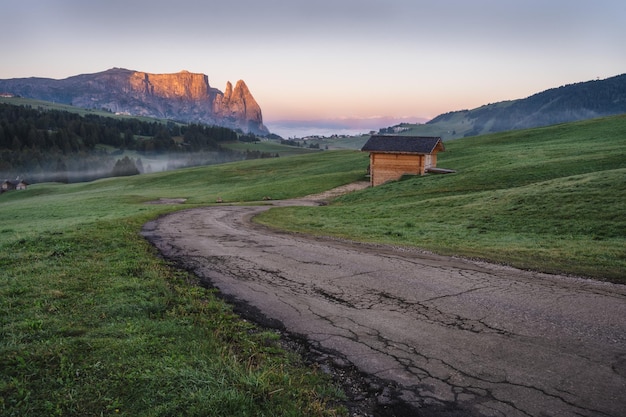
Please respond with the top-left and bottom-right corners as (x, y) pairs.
(0, 151), (366, 416)
(222, 140), (318, 156)
(257, 115), (626, 282)
(1, 114), (625, 415)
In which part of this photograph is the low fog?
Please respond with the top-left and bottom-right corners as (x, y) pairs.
(1, 150), (275, 185)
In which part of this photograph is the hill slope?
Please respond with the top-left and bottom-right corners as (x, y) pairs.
(0, 150), (368, 416)
(396, 73), (626, 139)
(257, 114), (626, 281)
(0, 118), (623, 416)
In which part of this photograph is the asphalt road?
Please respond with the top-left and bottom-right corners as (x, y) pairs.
(142, 199), (626, 417)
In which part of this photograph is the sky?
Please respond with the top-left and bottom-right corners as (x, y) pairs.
(1, 0), (625, 136)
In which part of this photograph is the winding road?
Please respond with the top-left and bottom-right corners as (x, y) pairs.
(142, 197), (626, 417)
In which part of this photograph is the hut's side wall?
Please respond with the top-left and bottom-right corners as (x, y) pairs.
(425, 154), (437, 169)
(370, 153), (425, 186)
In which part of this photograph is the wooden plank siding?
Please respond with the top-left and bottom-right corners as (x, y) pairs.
(370, 153), (428, 186)
(362, 135), (444, 186)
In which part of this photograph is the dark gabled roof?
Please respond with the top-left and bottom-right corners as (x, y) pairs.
(361, 135), (444, 154)
(2, 179), (28, 187)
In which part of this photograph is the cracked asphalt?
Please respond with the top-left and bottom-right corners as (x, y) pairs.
(142, 200), (626, 417)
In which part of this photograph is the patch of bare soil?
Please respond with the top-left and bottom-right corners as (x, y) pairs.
(300, 181), (370, 201)
(145, 198), (188, 204)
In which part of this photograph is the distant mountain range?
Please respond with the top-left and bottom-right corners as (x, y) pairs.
(1, 69), (624, 139)
(0, 68), (269, 135)
(390, 74), (626, 139)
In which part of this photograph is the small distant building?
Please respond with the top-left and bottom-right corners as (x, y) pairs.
(15, 180), (29, 190)
(1, 179), (29, 192)
(361, 135), (445, 186)
(1, 180), (16, 191)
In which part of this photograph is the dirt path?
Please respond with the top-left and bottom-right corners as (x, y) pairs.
(297, 180), (370, 200)
(142, 190), (626, 417)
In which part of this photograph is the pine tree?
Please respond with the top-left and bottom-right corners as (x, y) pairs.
(111, 156), (139, 177)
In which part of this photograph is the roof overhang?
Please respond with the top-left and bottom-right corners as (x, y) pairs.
(361, 135), (444, 154)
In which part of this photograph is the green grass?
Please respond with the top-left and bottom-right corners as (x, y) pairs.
(2, 114), (625, 415)
(303, 135), (371, 150)
(398, 101), (517, 140)
(256, 115), (626, 282)
(222, 140), (319, 156)
(0, 151), (366, 416)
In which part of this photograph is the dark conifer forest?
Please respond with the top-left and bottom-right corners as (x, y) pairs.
(0, 103), (271, 183)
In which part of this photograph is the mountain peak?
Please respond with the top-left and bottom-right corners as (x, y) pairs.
(223, 81), (233, 101)
(0, 69), (269, 135)
(234, 79), (249, 90)
(212, 79), (265, 133)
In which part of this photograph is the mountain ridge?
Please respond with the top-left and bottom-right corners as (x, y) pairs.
(390, 73), (626, 139)
(0, 68), (269, 135)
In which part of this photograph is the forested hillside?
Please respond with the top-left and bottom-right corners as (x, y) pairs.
(0, 101), (268, 183)
(388, 73), (626, 139)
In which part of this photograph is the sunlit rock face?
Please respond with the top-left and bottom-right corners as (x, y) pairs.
(213, 80), (265, 134)
(129, 70), (211, 101)
(0, 68), (269, 134)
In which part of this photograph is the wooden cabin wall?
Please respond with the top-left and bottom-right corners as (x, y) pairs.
(370, 153), (425, 186)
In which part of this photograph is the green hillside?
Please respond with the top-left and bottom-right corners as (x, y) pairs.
(257, 115), (626, 281)
(0, 151), (366, 416)
(223, 139), (318, 157)
(398, 106), (504, 139)
(1, 114), (624, 415)
(385, 73), (626, 140)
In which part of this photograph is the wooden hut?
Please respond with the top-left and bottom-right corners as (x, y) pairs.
(1, 180), (16, 191)
(1, 179), (29, 191)
(361, 135), (445, 186)
(15, 180), (29, 190)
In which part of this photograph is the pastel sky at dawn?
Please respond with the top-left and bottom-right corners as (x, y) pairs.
(2, 0), (625, 129)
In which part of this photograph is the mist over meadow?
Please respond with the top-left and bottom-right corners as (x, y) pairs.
(0, 101), (275, 184)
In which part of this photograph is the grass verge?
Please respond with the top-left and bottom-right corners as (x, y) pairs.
(1, 151), (366, 416)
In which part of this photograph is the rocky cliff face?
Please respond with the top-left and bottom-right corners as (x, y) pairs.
(0, 68), (269, 135)
(214, 80), (265, 133)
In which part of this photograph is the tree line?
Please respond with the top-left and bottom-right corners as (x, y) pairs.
(0, 103), (274, 183)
